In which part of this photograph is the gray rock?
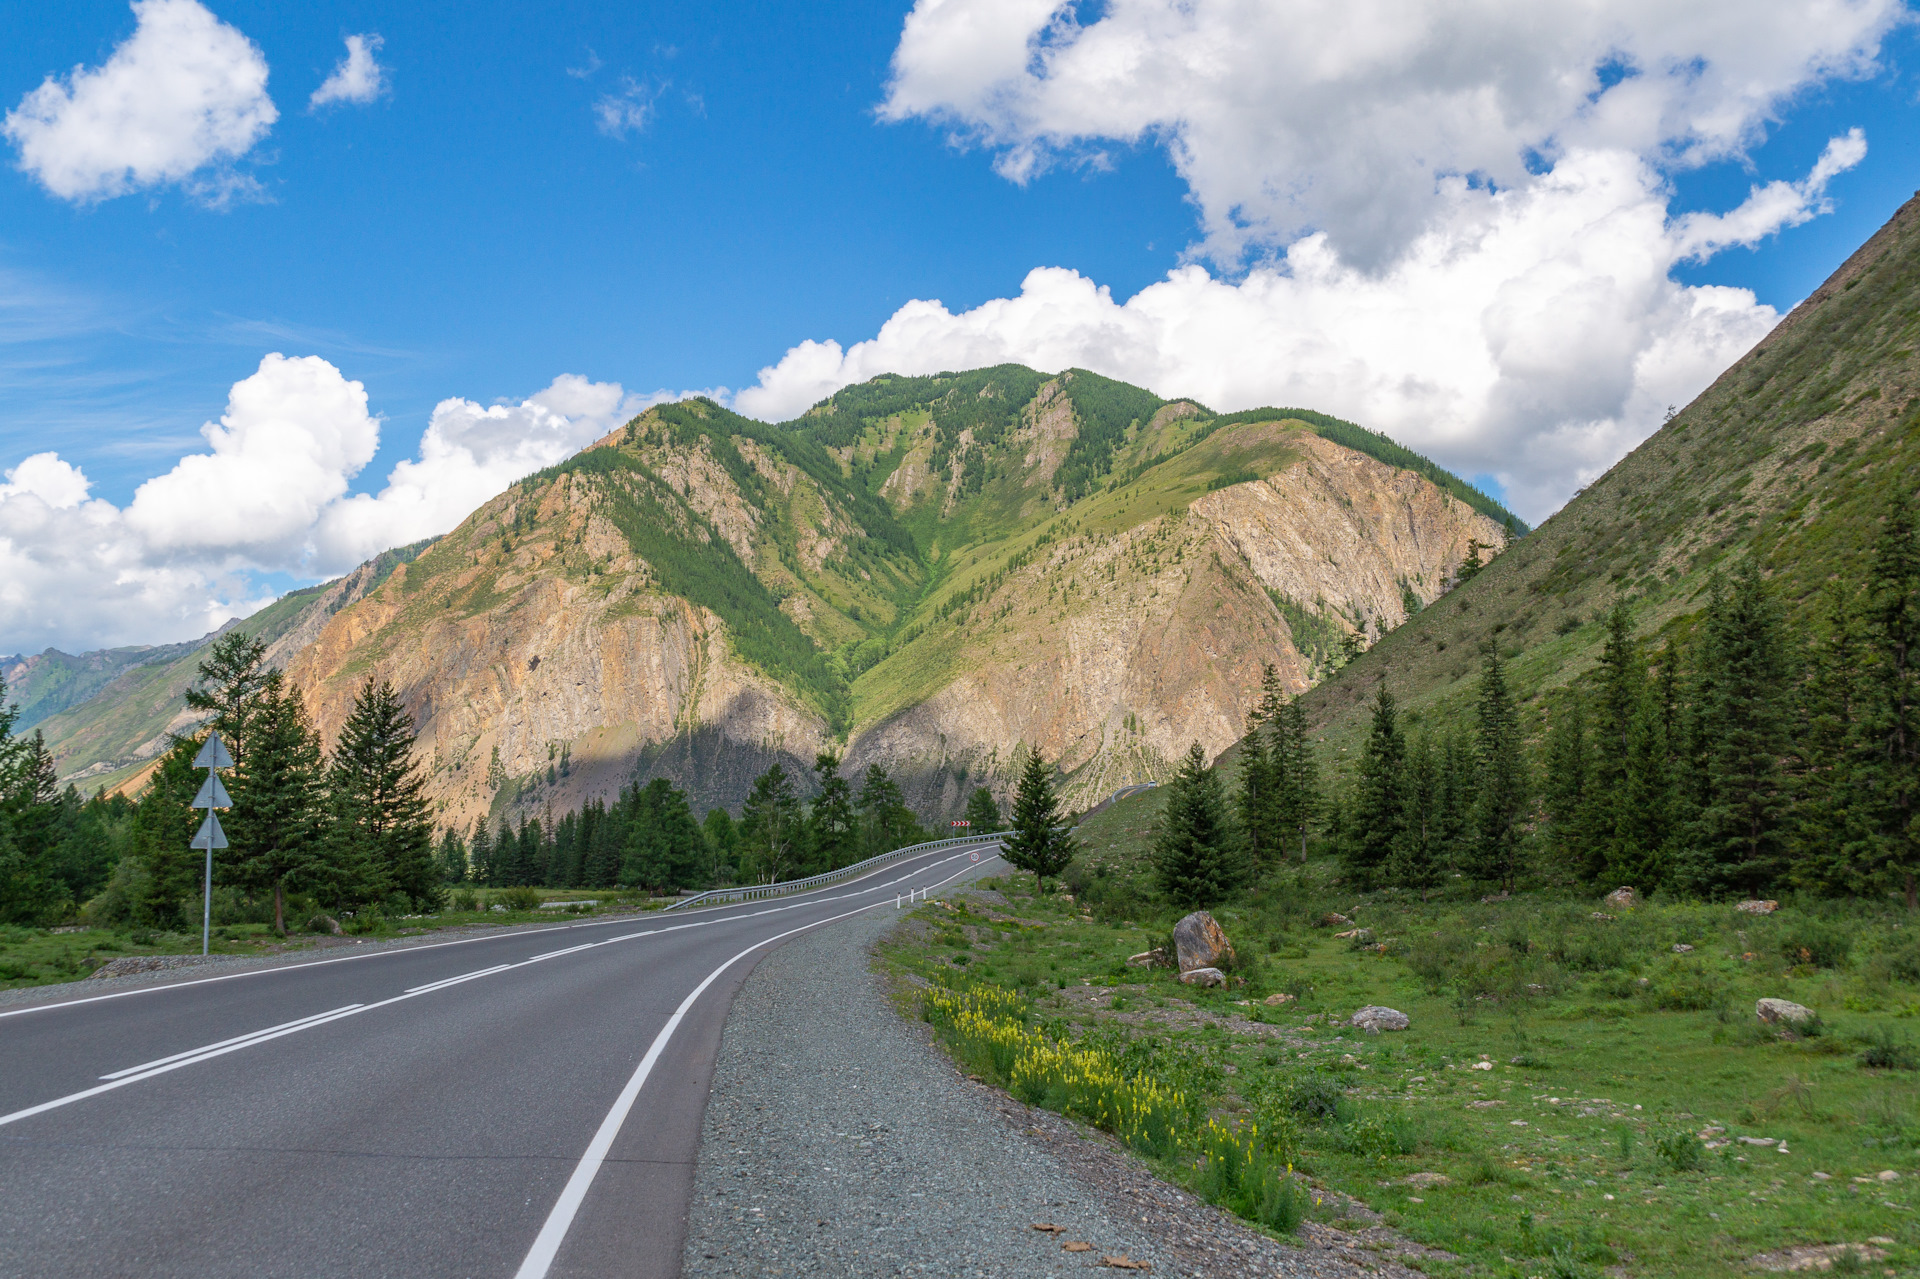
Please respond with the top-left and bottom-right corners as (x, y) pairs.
(1603, 886), (1639, 910)
(1124, 947), (1167, 968)
(1756, 997), (1815, 1024)
(1173, 911), (1235, 973)
(1737, 899), (1780, 915)
(1351, 1005), (1410, 1033)
(1178, 966), (1227, 988)
(1672, 943), (1694, 953)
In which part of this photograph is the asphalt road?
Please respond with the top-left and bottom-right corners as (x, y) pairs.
(0, 840), (1004, 1279)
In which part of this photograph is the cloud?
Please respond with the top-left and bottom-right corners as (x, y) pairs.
(735, 142), (1867, 521)
(0, 358), (705, 654)
(309, 34), (386, 110)
(731, 1), (1899, 520)
(595, 78), (657, 138)
(3, 0), (276, 204)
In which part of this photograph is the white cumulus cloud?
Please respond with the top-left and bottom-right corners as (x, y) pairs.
(3, 0), (276, 205)
(309, 34), (386, 110)
(732, 0), (1899, 519)
(0, 358), (703, 655)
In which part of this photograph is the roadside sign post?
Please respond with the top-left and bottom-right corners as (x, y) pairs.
(191, 732), (233, 957)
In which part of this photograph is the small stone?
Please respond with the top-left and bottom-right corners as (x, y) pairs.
(1319, 912), (1353, 927)
(1756, 998), (1816, 1025)
(1262, 992), (1296, 1006)
(1350, 1005), (1410, 1033)
(1174, 911), (1236, 973)
(1737, 899), (1780, 915)
(1672, 943), (1695, 953)
(1603, 886), (1639, 910)
(1179, 966), (1227, 987)
(1472, 1061), (1494, 1071)
(1125, 947), (1167, 968)
(1590, 912), (1616, 921)
(1878, 1170), (1901, 1182)
(1404, 1172), (1450, 1187)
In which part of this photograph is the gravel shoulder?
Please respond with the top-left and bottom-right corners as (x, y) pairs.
(681, 907), (1442, 1278)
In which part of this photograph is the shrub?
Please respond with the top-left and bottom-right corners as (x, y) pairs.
(1647, 966), (1723, 1011)
(1281, 1072), (1349, 1121)
(1336, 1110), (1421, 1161)
(1193, 1119), (1305, 1231)
(495, 886), (542, 912)
(449, 888), (478, 913)
(1860, 1029), (1919, 1071)
(1778, 920), (1852, 969)
(1654, 1130), (1704, 1172)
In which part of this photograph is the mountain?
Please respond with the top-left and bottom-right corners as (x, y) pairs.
(10, 542), (432, 796)
(28, 368), (1510, 827)
(1298, 190), (1920, 754)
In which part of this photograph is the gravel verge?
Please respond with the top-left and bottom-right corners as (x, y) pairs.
(681, 908), (1446, 1278)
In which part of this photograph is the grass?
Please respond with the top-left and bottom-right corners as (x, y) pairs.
(878, 797), (1920, 1277)
(0, 888), (667, 992)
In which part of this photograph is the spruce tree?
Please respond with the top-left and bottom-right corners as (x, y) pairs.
(1791, 584), (1871, 892)
(808, 752), (859, 870)
(1542, 693), (1590, 880)
(1587, 603), (1644, 878)
(856, 765), (922, 856)
(1004, 750), (1077, 892)
(0, 707), (64, 924)
(1235, 665), (1285, 870)
(585, 801), (623, 887)
(1153, 742), (1239, 906)
(327, 678), (438, 909)
(1685, 561), (1790, 895)
(226, 672), (324, 933)
(469, 818), (495, 887)
(1854, 503), (1920, 907)
(1469, 646), (1529, 891)
(1393, 730), (1442, 898)
(963, 785), (1002, 831)
(184, 631), (269, 745)
(1274, 696), (1319, 864)
(1434, 726), (1475, 872)
(1347, 686), (1406, 888)
(127, 735), (205, 928)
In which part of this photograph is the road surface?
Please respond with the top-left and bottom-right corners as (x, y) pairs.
(0, 839), (1002, 1279)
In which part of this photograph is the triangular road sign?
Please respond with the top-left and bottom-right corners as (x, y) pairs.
(190, 812), (228, 850)
(193, 732), (234, 770)
(192, 774), (231, 810)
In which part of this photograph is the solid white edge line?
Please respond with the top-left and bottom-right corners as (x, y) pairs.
(0, 839), (1006, 1022)
(98, 1003), (364, 1079)
(510, 850), (1000, 1279)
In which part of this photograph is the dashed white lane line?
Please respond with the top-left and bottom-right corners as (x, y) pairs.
(0, 847), (1003, 1132)
(0, 841), (1004, 1023)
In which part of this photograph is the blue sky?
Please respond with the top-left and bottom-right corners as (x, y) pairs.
(2, 0), (1917, 653)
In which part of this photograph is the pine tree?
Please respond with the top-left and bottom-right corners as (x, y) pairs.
(327, 678), (438, 909)
(586, 801), (624, 887)
(622, 778), (704, 889)
(0, 706), (64, 924)
(469, 819), (495, 886)
(1791, 584), (1871, 891)
(127, 735), (205, 928)
(437, 829), (468, 885)
(226, 672), (324, 933)
(1004, 750), (1078, 893)
(740, 764), (802, 883)
(1393, 730), (1442, 898)
(1587, 603), (1645, 879)
(1684, 561), (1791, 896)
(1542, 693), (1590, 880)
(1470, 646), (1529, 891)
(183, 631), (269, 746)
(808, 752), (859, 870)
(1274, 696), (1320, 864)
(1152, 743), (1238, 906)
(1347, 686), (1406, 889)
(1434, 726), (1475, 872)
(963, 785), (1002, 831)
(1853, 502), (1920, 907)
(1235, 665), (1285, 870)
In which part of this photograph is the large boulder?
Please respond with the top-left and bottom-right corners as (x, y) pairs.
(1351, 1005), (1410, 1033)
(1603, 886), (1639, 910)
(1756, 998), (1815, 1025)
(1174, 911), (1236, 974)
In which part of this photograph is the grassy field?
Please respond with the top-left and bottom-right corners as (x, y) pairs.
(878, 792), (1920, 1278)
(0, 887), (663, 992)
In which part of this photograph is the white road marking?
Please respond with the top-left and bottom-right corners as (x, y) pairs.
(98, 1004), (364, 1079)
(0, 840), (1004, 1022)
(511, 852), (998, 1279)
(0, 847), (1003, 1133)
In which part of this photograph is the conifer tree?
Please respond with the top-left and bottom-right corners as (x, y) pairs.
(1683, 561), (1790, 895)
(0, 707), (64, 923)
(808, 752), (859, 870)
(963, 785), (1002, 831)
(184, 631), (269, 745)
(1347, 686), (1406, 888)
(226, 671), (324, 933)
(1235, 665), (1285, 869)
(1004, 750), (1077, 892)
(1153, 742), (1239, 906)
(1275, 695), (1319, 863)
(469, 818), (495, 887)
(328, 678), (438, 909)
(1587, 603), (1644, 878)
(437, 829), (468, 884)
(585, 801), (624, 887)
(1393, 729), (1443, 898)
(1469, 646), (1529, 891)
(740, 763), (802, 883)
(127, 735), (205, 928)
(1434, 726), (1475, 870)
(1542, 693), (1590, 879)
(701, 807), (737, 885)
(856, 764), (922, 855)
(1789, 584), (1867, 891)
(1853, 503), (1920, 907)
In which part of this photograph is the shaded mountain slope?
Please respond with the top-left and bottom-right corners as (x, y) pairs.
(1298, 190), (1920, 760)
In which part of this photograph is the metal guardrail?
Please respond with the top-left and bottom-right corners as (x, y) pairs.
(661, 830), (1013, 912)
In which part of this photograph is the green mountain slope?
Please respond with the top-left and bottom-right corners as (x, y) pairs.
(1299, 190), (1920, 755)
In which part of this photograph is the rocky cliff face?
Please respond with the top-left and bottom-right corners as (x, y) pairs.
(41, 369), (1515, 830)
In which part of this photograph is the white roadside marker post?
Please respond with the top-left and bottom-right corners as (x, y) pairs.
(191, 732), (233, 957)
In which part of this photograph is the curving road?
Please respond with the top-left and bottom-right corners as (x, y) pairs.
(0, 839), (1003, 1279)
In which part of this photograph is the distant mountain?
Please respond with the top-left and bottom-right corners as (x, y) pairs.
(37, 368), (1508, 826)
(1297, 190), (1920, 754)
